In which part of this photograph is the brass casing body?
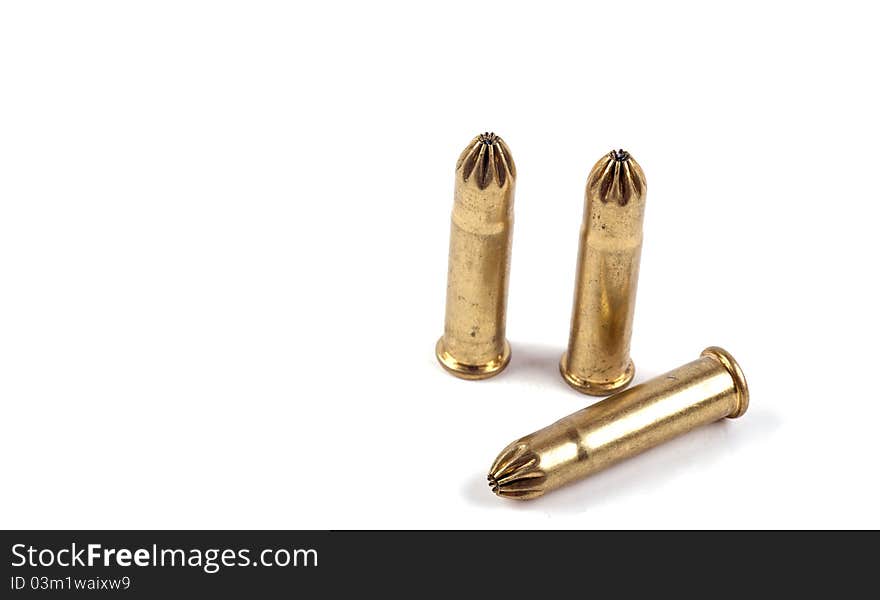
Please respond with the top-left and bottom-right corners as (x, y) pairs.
(490, 347), (749, 500)
(436, 133), (516, 379)
(561, 150), (647, 395)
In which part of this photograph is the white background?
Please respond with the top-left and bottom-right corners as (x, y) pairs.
(1, 1), (878, 529)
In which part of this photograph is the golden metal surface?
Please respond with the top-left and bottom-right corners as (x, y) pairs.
(490, 346), (749, 500)
(561, 149), (647, 395)
(436, 133), (516, 380)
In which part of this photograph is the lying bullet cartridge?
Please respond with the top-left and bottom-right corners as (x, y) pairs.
(561, 149), (647, 395)
(489, 347), (748, 500)
(436, 132), (516, 379)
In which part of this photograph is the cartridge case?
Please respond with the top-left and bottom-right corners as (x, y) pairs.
(489, 347), (749, 500)
(436, 133), (516, 380)
(561, 150), (647, 395)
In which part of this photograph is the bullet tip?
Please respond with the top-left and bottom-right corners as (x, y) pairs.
(488, 442), (546, 500)
(478, 131), (499, 145)
(588, 149), (646, 206)
(610, 148), (630, 162)
(457, 132), (516, 190)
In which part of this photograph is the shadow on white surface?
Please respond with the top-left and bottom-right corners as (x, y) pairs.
(462, 473), (501, 508)
(503, 342), (578, 393)
(463, 407), (781, 515)
(504, 341), (666, 392)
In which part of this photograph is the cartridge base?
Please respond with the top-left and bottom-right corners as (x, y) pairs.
(435, 338), (510, 380)
(701, 346), (749, 418)
(559, 353), (634, 396)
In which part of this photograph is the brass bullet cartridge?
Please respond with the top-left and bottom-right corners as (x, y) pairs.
(436, 133), (516, 380)
(561, 149), (647, 395)
(489, 347), (748, 500)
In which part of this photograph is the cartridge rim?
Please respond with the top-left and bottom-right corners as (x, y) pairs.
(435, 338), (511, 380)
(701, 346), (750, 419)
(559, 353), (635, 396)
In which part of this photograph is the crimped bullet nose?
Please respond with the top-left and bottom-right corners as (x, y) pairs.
(588, 148), (646, 206)
(487, 442), (546, 500)
(456, 132), (516, 189)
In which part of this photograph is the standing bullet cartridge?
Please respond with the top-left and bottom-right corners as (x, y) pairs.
(489, 347), (749, 500)
(561, 149), (647, 395)
(436, 133), (516, 380)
